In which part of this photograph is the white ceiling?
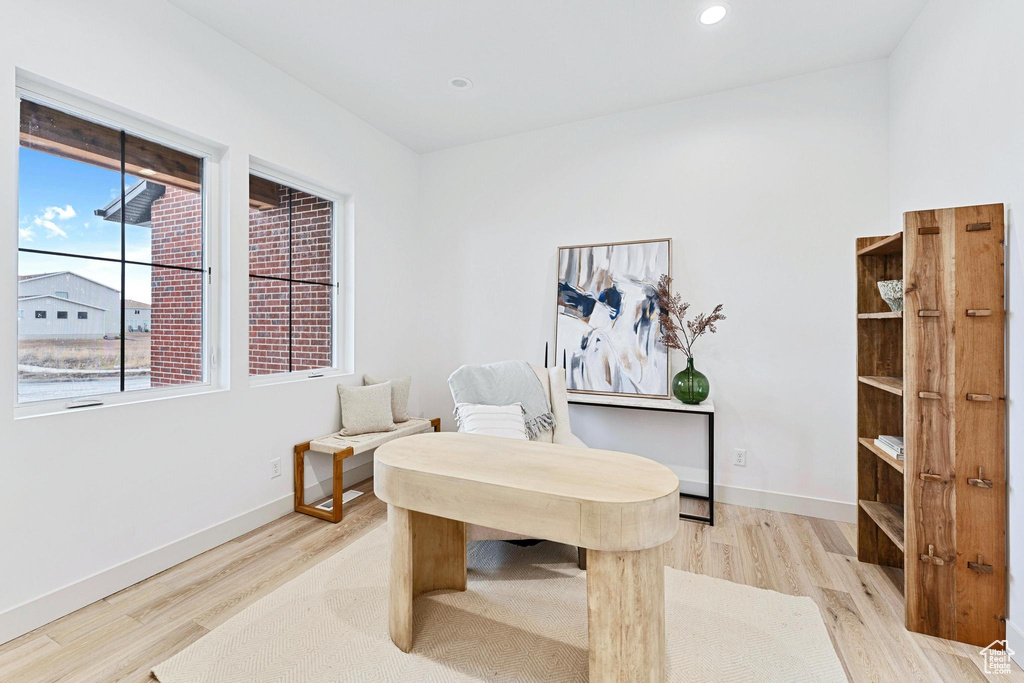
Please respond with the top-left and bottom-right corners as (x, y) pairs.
(167, 0), (927, 152)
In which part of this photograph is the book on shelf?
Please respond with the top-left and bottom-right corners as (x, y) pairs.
(877, 434), (904, 452)
(876, 436), (901, 450)
(874, 437), (905, 461)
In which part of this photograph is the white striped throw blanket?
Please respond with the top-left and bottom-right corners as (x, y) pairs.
(447, 360), (554, 440)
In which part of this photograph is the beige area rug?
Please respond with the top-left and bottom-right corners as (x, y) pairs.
(154, 525), (846, 682)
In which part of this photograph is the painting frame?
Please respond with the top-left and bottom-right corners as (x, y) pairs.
(554, 237), (672, 399)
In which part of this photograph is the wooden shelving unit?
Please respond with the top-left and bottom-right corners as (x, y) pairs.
(857, 311), (902, 320)
(857, 375), (903, 396)
(856, 231), (904, 256)
(856, 231), (905, 578)
(858, 437), (903, 474)
(858, 500), (905, 552)
(856, 204), (1007, 648)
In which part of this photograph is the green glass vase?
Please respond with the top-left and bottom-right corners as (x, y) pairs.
(672, 356), (709, 405)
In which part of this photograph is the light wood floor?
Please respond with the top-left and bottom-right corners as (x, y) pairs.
(1, 481), (1020, 682)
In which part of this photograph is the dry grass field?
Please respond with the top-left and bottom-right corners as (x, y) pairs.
(18, 333), (151, 371)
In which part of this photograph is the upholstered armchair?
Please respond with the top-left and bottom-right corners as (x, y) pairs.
(455, 363), (589, 568)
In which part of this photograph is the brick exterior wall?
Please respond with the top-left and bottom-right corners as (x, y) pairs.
(148, 185), (203, 387)
(248, 185), (333, 375)
(146, 182), (333, 383)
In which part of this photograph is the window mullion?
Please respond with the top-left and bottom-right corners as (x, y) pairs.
(15, 247), (205, 274)
(119, 130), (126, 393)
(287, 187), (294, 374)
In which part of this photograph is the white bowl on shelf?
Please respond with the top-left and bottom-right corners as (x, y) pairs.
(877, 280), (904, 312)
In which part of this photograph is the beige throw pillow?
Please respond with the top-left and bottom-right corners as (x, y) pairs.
(363, 374), (411, 423)
(338, 382), (397, 436)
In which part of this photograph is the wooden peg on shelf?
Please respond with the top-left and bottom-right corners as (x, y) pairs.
(967, 467), (993, 488)
(967, 554), (994, 574)
(919, 470), (943, 483)
(918, 310), (941, 317)
(919, 545), (945, 566)
(967, 393), (993, 402)
(918, 391), (941, 400)
(966, 309), (992, 317)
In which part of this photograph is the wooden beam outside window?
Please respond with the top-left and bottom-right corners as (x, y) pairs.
(249, 174), (282, 211)
(19, 99), (202, 194)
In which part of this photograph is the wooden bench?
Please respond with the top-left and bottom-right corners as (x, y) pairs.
(293, 417), (440, 522)
(374, 432), (679, 682)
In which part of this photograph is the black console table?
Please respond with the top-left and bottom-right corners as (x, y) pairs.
(567, 392), (715, 526)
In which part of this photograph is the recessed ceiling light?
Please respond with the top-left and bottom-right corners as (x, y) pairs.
(699, 4), (728, 25)
(447, 76), (473, 90)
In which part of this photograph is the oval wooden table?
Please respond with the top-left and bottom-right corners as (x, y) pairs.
(374, 432), (680, 682)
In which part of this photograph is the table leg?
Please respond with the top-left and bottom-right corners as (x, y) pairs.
(678, 411), (715, 525)
(388, 504), (467, 652)
(586, 545), (665, 682)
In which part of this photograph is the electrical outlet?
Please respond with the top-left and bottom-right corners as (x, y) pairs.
(270, 458), (281, 478)
(733, 448), (747, 467)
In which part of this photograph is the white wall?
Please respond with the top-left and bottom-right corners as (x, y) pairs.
(0, 0), (420, 642)
(888, 0), (1024, 660)
(416, 61), (890, 519)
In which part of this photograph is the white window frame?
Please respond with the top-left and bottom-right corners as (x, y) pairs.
(248, 157), (353, 387)
(14, 73), (226, 419)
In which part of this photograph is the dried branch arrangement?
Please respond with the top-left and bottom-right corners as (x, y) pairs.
(654, 274), (726, 359)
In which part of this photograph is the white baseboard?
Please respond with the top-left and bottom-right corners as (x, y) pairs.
(1008, 619), (1024, 671)
(0, 468), (373, 646)
(675, 470), (856, 523)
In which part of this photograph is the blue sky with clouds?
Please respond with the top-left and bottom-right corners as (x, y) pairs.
(18, 147), (152, 302)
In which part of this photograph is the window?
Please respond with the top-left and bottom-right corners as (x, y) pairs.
(248, 172), (336, 376)
(17, 96), (207, 405)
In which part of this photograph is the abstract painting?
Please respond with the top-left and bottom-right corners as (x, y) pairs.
(555, 238), (670, 397)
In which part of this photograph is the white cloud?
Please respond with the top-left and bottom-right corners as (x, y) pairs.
(42, 205), (76, 221)
(25, 204), (76, 239)
(34, 217), (67, 238)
